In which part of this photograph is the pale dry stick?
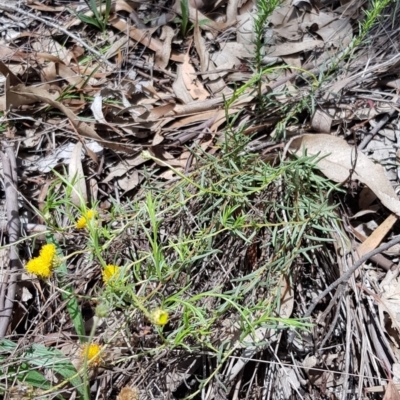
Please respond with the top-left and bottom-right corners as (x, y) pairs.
(264, 332), (283, 400)
(341, 289), (352, 400)
(231, 369), (244, 400)
(0, 3), (114, 68)
(361, 300), (391, 374)
(358, 284), (396, 364)
(0, 143), (21, 338)
(302, 235), (400, 320)
(317, 284), (345, 353)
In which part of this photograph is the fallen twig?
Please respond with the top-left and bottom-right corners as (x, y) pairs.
(0, 142), (22, 338)
(303, 235), (400, 319)
(358, 96), (400, 150)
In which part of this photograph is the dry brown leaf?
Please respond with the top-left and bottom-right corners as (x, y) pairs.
(310, 109), (332, 133)
(168, 110), (217, 129)
(278, 275), (294, 318)
(109, 16), (184, 63)
(42, 63), (89, 88)
(281, 54), (302, 68)
(155, 26), (174, 69)
(173, 64), (194, 104)
(103, 154), (147, 183)
(89, 178), (98, 202)
(146, 103), (175, 120)
(0, 82), (59, 111)
(236, 7), (255, 45)
(378, 273), (400, 337)
(118, 170), (140, 192)
(226, 0), (239, 24)
(384, 381), (400, 400)
(289, 134), (400, 216)
(31, 37), (71, 65)
(27, 1), (65, 12)
(357, 214), (397, 257)
(194, 25), (230, 96)
(0, 60), (22, 86)
(181, 53), (209, 101)
(10, 84), (134, 153)
(69, 142), (87, 206)
(317, 18), (352, 48)
(0, 45), (27, 62)
(152, 130), (164, 146)
(150, 146), (187, 168)
(194, 23), (209, 73)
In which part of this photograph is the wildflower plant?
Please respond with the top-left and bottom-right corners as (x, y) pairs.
(1, 0), (397, 397)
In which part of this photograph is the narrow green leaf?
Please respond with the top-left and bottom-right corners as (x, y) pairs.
(77, 14), (102, 30)
(46, 235), (86, 343)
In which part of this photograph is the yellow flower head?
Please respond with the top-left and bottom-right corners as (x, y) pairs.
(25, 243), (57, 279)
(151, 308), (169, 326)
(25, 257), (52, 279)
(76, 209), (96, 229)
(39, 244), (56, 264)
(86, 209), (96, 220)
(80, 343), (102, 366)
(76, 216), (87, 229)
(102, 265), (121, 285)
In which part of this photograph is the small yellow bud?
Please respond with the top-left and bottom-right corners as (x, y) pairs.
(151, 308), (169, 326)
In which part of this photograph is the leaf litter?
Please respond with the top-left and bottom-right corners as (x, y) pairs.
(1, 0), (400, 398)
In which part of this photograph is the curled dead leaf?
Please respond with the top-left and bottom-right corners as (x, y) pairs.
(289, 134), (400, 217)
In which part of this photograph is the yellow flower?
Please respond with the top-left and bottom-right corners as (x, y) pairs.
(75, 209), (96, 229)
(39, 244), (56, 264)
(80, 343), (102, 366)
(25, 243), (57, 279)
(25, 257), (52, 279)
(151, 308), (169, 326)
(102, 265), (120, 284)
(86, 209), (96, 220)
(76, 216), (87, 229)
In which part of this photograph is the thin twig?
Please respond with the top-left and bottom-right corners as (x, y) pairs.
(358, 96), (400, 150)
(0, 142), (21, 338)
(303, 235), (400, 319)
(0, 3), (114, 68)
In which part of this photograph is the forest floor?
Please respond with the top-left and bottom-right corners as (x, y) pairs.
(1, 0), (400, 399)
